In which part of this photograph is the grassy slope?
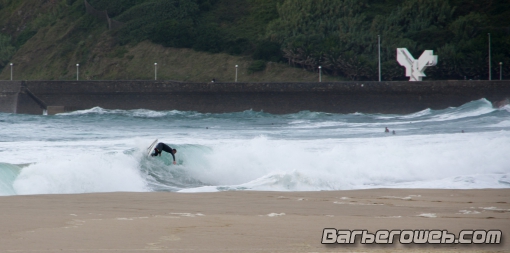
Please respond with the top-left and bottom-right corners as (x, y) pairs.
(0, 0), (341, 82)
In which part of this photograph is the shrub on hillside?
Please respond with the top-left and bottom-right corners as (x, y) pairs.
(0, 34), (15, 69)
(248, 60), (266, 74)
(252, 41), (283, 62)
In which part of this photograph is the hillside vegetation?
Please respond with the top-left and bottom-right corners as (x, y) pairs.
(0, 0), (508, 81)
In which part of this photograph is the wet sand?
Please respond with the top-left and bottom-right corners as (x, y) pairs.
(0, 189), (508, 252)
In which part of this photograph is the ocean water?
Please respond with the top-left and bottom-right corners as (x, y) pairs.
(1, 98), (509, 196)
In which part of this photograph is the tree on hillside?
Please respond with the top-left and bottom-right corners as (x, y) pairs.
(0, 34), (15, 69)
(266, 0), (373, 80)
(267, 0), (510, 80)
(112, 0), (200, 46)
(80, 0), (509, 80)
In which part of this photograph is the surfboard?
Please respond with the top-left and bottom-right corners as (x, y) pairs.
(147, 139), (158, 157)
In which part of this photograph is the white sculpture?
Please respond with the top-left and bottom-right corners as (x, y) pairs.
(397, 48), (438, 81)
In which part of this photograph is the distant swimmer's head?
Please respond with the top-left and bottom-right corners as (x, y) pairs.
(172, 149), (177, 154)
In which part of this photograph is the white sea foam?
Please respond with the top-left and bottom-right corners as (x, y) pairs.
(457, 210), (481, 214)
(376, 99), (495, 123)
(3, 130), (510, 195)
(12, 150), (147, 195)
(376, 108), (432, 120)
(170, 213), (205, 217)
(489, 120), (510, 128)
(266, 213), (285, 217)
(1, 99), (510, 195)
(417, 213), (437, 218)
(180, 132), (510, 192)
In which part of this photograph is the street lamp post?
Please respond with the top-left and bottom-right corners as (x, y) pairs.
(488, 33), (491, 80)
(500, 62), (503, 80)
(76, 64), (79, 81)
(154, 63), (157, 80)
(378, 35), (381, 82)
(10, 63), (13, 81)
(235, 65), (238, 82)
(318, 66), (322, 82)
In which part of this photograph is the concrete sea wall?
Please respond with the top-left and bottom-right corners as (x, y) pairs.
(0, 81), (21, 114)
(0, 80), (509, 115)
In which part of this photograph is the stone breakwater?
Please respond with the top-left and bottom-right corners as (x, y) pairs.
(1, 80), (509, 115)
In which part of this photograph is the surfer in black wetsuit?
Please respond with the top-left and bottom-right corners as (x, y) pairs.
(151, 142), (177, 164)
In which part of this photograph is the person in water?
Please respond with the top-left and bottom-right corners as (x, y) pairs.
(385, 127), (390, 133)
(151, 142), (177, 164)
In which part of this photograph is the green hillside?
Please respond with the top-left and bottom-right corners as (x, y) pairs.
(0, 0), (508, 81)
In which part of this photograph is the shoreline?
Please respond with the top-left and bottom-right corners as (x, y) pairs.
(0, 188), (508, 252)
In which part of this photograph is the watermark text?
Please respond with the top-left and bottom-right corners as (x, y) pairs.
(322, 229), (502, 244)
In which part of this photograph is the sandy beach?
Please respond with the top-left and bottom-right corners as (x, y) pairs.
(0, 189), (508, 252)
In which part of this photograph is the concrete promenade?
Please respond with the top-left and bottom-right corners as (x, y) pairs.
(1, 80), (509, 115)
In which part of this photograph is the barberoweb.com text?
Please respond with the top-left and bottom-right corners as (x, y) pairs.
(322, 229), (502, 244)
